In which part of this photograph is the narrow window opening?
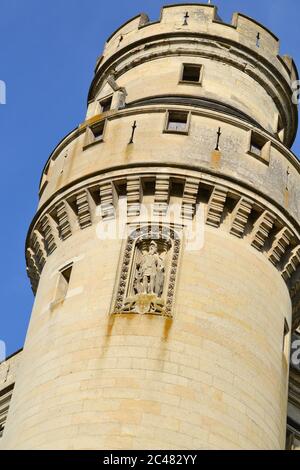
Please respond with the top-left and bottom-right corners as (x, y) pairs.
(100, 96), (112, 113)
(250, 140), (263, 157)
(249, 132), (269, 162)
(52, 264), (73, 308)
(165, 111), (189, 134)
(256, 32), (260, 48)
(129, 120), (137, 144)
(183, 11), (189, 26)
(181, 64), (202, 83)
(61, 265), (72, 284)
(91, 121), (105, 142)
(215, 127), (222, 151)
(118, 35), (123, 47)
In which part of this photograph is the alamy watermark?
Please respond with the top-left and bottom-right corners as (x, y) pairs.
(95, 201), (205, 251)
(292, 81), (300, 105)
(291, 337), (300, 368)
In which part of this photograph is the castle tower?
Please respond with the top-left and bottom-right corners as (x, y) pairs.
(1, 4), (300, 450)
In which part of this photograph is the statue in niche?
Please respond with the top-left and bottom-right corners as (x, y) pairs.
(134, 241), (165, 298)
(113, 227), (180, 317)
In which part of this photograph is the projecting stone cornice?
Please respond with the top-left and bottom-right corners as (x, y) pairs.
(37, 161), (300, 236)
(27, 167), (300, 329)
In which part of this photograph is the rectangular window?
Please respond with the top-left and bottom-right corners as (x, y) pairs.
(83, 120), (106, 150)
(91, 121), (105, 142)
(100, 96), (113, 113)
(51, 264), (73, 309)
(180, 64), (202, 84)
(164, 110), (190, 134)
(248, 131), (270, 163)
(250, 140), (263, 157)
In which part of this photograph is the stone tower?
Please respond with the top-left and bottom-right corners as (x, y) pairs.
(1, 4), (300, 450)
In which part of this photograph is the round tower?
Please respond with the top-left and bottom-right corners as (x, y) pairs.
(2, 4), (300, 450)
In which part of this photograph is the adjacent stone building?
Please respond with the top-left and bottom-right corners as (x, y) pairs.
(1, 4), (300, 450)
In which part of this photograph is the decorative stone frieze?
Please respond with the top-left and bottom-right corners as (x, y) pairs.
(99, 181), (116, 220)
(26, 173), (300, 307)
(127, 177), (142, 217)
(56, 201), (72, 241)
(76, 190), (92, 229)
(31, 230), (46, 271)
(268, 227), (294, 266)
(251, 211), (276, 251)
(282, 246), (300, 281)
(154, 176), (170, 216)
(39, 215), (57, 255)
(230, 198), (253, 238)
(181, 178), (199, 220)
(25, 248), (40, 294)
(206, 186), (228, 228)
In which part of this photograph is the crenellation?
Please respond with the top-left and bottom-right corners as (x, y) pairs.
(98, 4), (293, 96)
(103, 14), (149, 55)
(160, 4), (216, 26)
(232, 13), (279, 55)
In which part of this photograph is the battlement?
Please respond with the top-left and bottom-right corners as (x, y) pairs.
(98, 4), (297, 85)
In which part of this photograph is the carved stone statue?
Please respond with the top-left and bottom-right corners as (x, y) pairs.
(113, 229), (179, 317)
(134, 241), (165, 298)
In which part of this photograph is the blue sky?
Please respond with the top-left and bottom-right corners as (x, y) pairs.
(0, 0), (299, 356)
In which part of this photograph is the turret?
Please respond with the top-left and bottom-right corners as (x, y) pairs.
(1, 4), (300, 450)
